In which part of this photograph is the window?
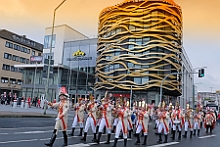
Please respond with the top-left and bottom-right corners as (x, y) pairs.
(17, 80), (22, 85)
(32, 50), (35, 56)
(2, 64), (10, 70)
(14, 44), (20, 51)
(27, 49), (30, 54)
(134, 78), (142, 84)
(10, 78), (16, 84)
(44, 34), (56, 48)
(5, 41), (10, 47)
(12, 55), (16, 61)
(16, 56), (19, 62)
(4, 53), (12, 60)
(1, 77), (9, 83)
(21, 47), (27, 53)
(38, 52), (41, 56)
(11, 66), (15, 72)
(5, 41), (13, 48)
(26, 59), (29, 64)
(20, 57), (26, 63)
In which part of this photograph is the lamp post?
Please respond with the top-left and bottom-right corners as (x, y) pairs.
(159, 72), (178, 104)
(44, 0), (67, 115)
(32, 62), (37, 99)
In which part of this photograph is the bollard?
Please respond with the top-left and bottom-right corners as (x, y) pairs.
(13, 100), (17, 109)
(20, 100), (24, 108)
(25, 101), (29, 109)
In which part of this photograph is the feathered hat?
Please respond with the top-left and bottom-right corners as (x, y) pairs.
(186, 103), (190, 110)
(89, 93), (94, 101)
(175, 101), (179, 109)
(59, 86), (69, 98)
(141, 100), (146, 108)
(162, 101), (166, 108)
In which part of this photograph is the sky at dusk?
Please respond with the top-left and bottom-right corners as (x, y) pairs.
(0, 0), (220, 92)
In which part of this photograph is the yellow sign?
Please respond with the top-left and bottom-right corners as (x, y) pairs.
(72, 49), (86, 57)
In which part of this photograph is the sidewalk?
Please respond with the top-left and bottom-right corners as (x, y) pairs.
(0, 104), (58, 118)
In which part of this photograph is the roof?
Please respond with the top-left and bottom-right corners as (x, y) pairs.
(99, 0), (181, 17)
(0, 29), (43, 52)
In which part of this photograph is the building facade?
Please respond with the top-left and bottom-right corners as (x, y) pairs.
(15, 25), (96, 103)
(95, 0), (192, 105)
(0, 29), (43, 96)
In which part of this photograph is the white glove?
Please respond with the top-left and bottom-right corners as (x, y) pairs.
(55, 118), (60, 121)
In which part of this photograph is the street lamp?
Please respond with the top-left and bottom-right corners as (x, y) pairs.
(44, 0), (67, 115)
(192, 66), (207, 109)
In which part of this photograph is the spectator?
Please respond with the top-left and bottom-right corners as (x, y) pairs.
(7, 92), (12, 105)
(27, 97), (31, 108)
(217, 112), (220, 126)
(1, 92), (7, 105)
(37, 98), (41, 108)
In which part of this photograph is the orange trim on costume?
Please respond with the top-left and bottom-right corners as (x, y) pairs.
(122, 119), (127, 134)
(163, 119), (169, 133)
(61, 117), (67, 130)
(141, 121), (147, 133)
(128, 118), (132, 129)
(91, 113), (97, 126)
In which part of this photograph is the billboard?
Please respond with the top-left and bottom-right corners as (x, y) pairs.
(30, 56), (43, 62)
(62, 39), (97, 69)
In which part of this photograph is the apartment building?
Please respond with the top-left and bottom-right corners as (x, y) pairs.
(0, 29), (43, 96)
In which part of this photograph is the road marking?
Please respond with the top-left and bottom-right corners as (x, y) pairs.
(67, 138), (133, 147)
(1, 139), (38, 144)
(198, 135), (216, 139)
(0, 133), (9, 135)
(147, 142), (179, 147)
(68, 143), (90, 147)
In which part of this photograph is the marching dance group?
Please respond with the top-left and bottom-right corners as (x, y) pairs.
(44, 88), (217, 147)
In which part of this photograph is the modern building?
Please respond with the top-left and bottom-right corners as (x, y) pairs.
(95, 0), (193, 106)
(15, 25), (96, 103)
(0, 29), (43, 96)
(43, 24), (89, 65)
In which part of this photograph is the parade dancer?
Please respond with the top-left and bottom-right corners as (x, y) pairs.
(157, 102), (170, 144)
(81, 94), (98, 142)
(168, 103), (174, 138)
(44, 87), (69, 147)
(182, 104), (193, 138)
(112, 98), (129, 147)
(204, 107), (215, 134)
(193, 107), (201, 136)
(69, 97), (85, 136)
(96, 91), (114, 144)
(171, 102), (184, 141)
(127, 101), (133, 138)
(135, 102), (150, 145)
(112, 98), (120, 133)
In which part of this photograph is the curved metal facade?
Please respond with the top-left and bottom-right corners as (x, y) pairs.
(95, 0), (182, 96)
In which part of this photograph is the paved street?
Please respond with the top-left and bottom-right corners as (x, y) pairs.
(0, 105), (220, 147)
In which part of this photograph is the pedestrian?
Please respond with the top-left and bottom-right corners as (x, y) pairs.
(1, 92), (7, 105)
(44, 87), (69, 147)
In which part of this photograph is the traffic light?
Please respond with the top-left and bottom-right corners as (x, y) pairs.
(198, 68), (205, 78)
